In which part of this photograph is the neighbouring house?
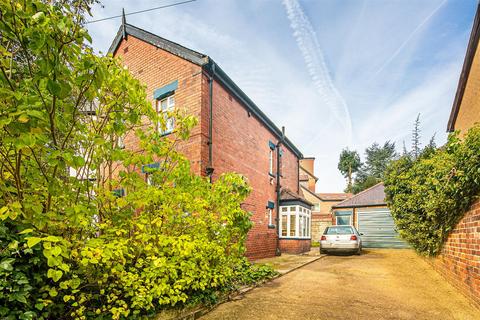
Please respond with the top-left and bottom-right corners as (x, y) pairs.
(299, 158), (351, 243)
(434, 2), (480, 307)
(108, 18), (311, 259)
(331, 183), (408, 248)
(447, 3), (480, 135)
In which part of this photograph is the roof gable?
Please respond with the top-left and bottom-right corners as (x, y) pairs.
(109, 23), (208, 65)
(108, 23), (303, 159)
(332, 183), (386, 208)
(447, 3), (480, 132)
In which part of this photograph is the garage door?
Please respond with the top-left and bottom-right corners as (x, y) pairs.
(357, 208), (408, 248)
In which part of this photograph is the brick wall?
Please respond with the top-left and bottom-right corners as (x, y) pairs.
(114, 34), (301, 259)
(311, 213), (331, 243)
(114, 36), (207, 175)
(210, 80), (300, 259)
(279, 239), (311, 254)
(427, 200), (480, 308)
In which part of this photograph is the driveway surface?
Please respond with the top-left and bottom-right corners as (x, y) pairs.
(201, 249), (479, 320)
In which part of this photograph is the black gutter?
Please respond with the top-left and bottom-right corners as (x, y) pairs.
(275, 127), (285, 256)
(297, 159), (300, 194)
(205, 63), (215, 181)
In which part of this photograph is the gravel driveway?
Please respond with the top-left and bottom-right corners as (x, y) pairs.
(201, 249), (479, 320)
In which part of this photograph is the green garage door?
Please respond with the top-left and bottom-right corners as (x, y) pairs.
(357, 208), (408, 248)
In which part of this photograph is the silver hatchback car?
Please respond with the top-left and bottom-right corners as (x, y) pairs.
(320, 225), (362, 255)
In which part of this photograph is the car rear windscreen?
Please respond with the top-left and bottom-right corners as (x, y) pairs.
(325, 227), (354, 235)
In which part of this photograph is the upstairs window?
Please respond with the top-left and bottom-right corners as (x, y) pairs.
(268, 140), (276, 175)
(156, 95), (175, 135)
(269, 149), (274, 175)
(267, 201), (275, 227)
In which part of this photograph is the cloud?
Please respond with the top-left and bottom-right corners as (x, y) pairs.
(282, 0), (352, 146)
(355, 61), (461, 153)
(372, 0), (448, 78)
(84, 0), (474, 193)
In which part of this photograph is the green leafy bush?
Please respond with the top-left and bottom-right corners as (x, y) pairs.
(384, 126), (480, 256)
(235, 262), (278, 286)
(0, 1), (269, 319)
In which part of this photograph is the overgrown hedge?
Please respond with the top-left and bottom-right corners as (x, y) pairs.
(384, 125), (480, 256)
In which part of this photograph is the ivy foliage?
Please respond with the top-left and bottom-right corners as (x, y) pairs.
(384, 125), (480, 256)
(0, 1), (271, 319)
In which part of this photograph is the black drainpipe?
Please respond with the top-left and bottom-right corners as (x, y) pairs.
(205, 62), (215, 182)
(275, 126), (285, 256)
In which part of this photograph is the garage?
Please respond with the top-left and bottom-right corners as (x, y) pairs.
(331, 183), (408, 249)
(357, 208), (408, 248)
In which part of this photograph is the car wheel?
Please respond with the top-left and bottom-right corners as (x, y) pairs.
(356, 248), (362, 255)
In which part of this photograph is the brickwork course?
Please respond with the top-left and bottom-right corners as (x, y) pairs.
(109, 22), (306, 259)
(444, 3), (480, 308)
(428, 200), (480, 308)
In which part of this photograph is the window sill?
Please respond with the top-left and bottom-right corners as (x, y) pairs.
(268, 224), (276, 229)
(279, 237), (311, 240)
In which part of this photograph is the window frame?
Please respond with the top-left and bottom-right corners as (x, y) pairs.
(335, 214), (352, 226)
(279, 205), (311, 239)
(269, 149), (274, 175)
(156, 95), (175, 135)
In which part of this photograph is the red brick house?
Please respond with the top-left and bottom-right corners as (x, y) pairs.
(108, 20), (312, 259)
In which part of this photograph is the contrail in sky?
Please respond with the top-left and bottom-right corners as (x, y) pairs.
(282, 0), (352, 145)
(373, 0), (447, 77)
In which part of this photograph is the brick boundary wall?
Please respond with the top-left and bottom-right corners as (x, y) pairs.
(279, 239), (311, 254)
(426, 199), (480, 309)
(311, 213), (332, 244)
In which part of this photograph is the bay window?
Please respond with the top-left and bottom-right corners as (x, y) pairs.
(279, 205), (311, 239)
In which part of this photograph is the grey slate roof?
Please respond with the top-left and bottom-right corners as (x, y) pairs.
(332, 183), (386, 208)
(108, 23), (303, 159)
(280, 188), (314, 206)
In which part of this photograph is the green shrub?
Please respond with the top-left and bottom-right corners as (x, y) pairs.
(384, 126), (480, 256)
(236, 262), (278, 286)
(0, 1), (268, 318)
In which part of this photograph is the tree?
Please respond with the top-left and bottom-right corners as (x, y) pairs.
(338, 149), (361, 192)
(351, 141), (398, 193)
(0, 1), (260, 318)
(411, 113), (421, 159)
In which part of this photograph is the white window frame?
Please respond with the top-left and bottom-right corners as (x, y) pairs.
(156, 95), (175, 134)
(279, 205), (311, 239)
(314, 203), (320, 212)
(268, 208), (273, 225)
(269, 149), (274, 175)
(146, 173), (153, 186)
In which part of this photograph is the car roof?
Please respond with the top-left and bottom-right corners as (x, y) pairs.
(328, 225), (353, 228)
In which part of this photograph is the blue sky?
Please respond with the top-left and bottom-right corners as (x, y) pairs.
(86, 0), (478, 192)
